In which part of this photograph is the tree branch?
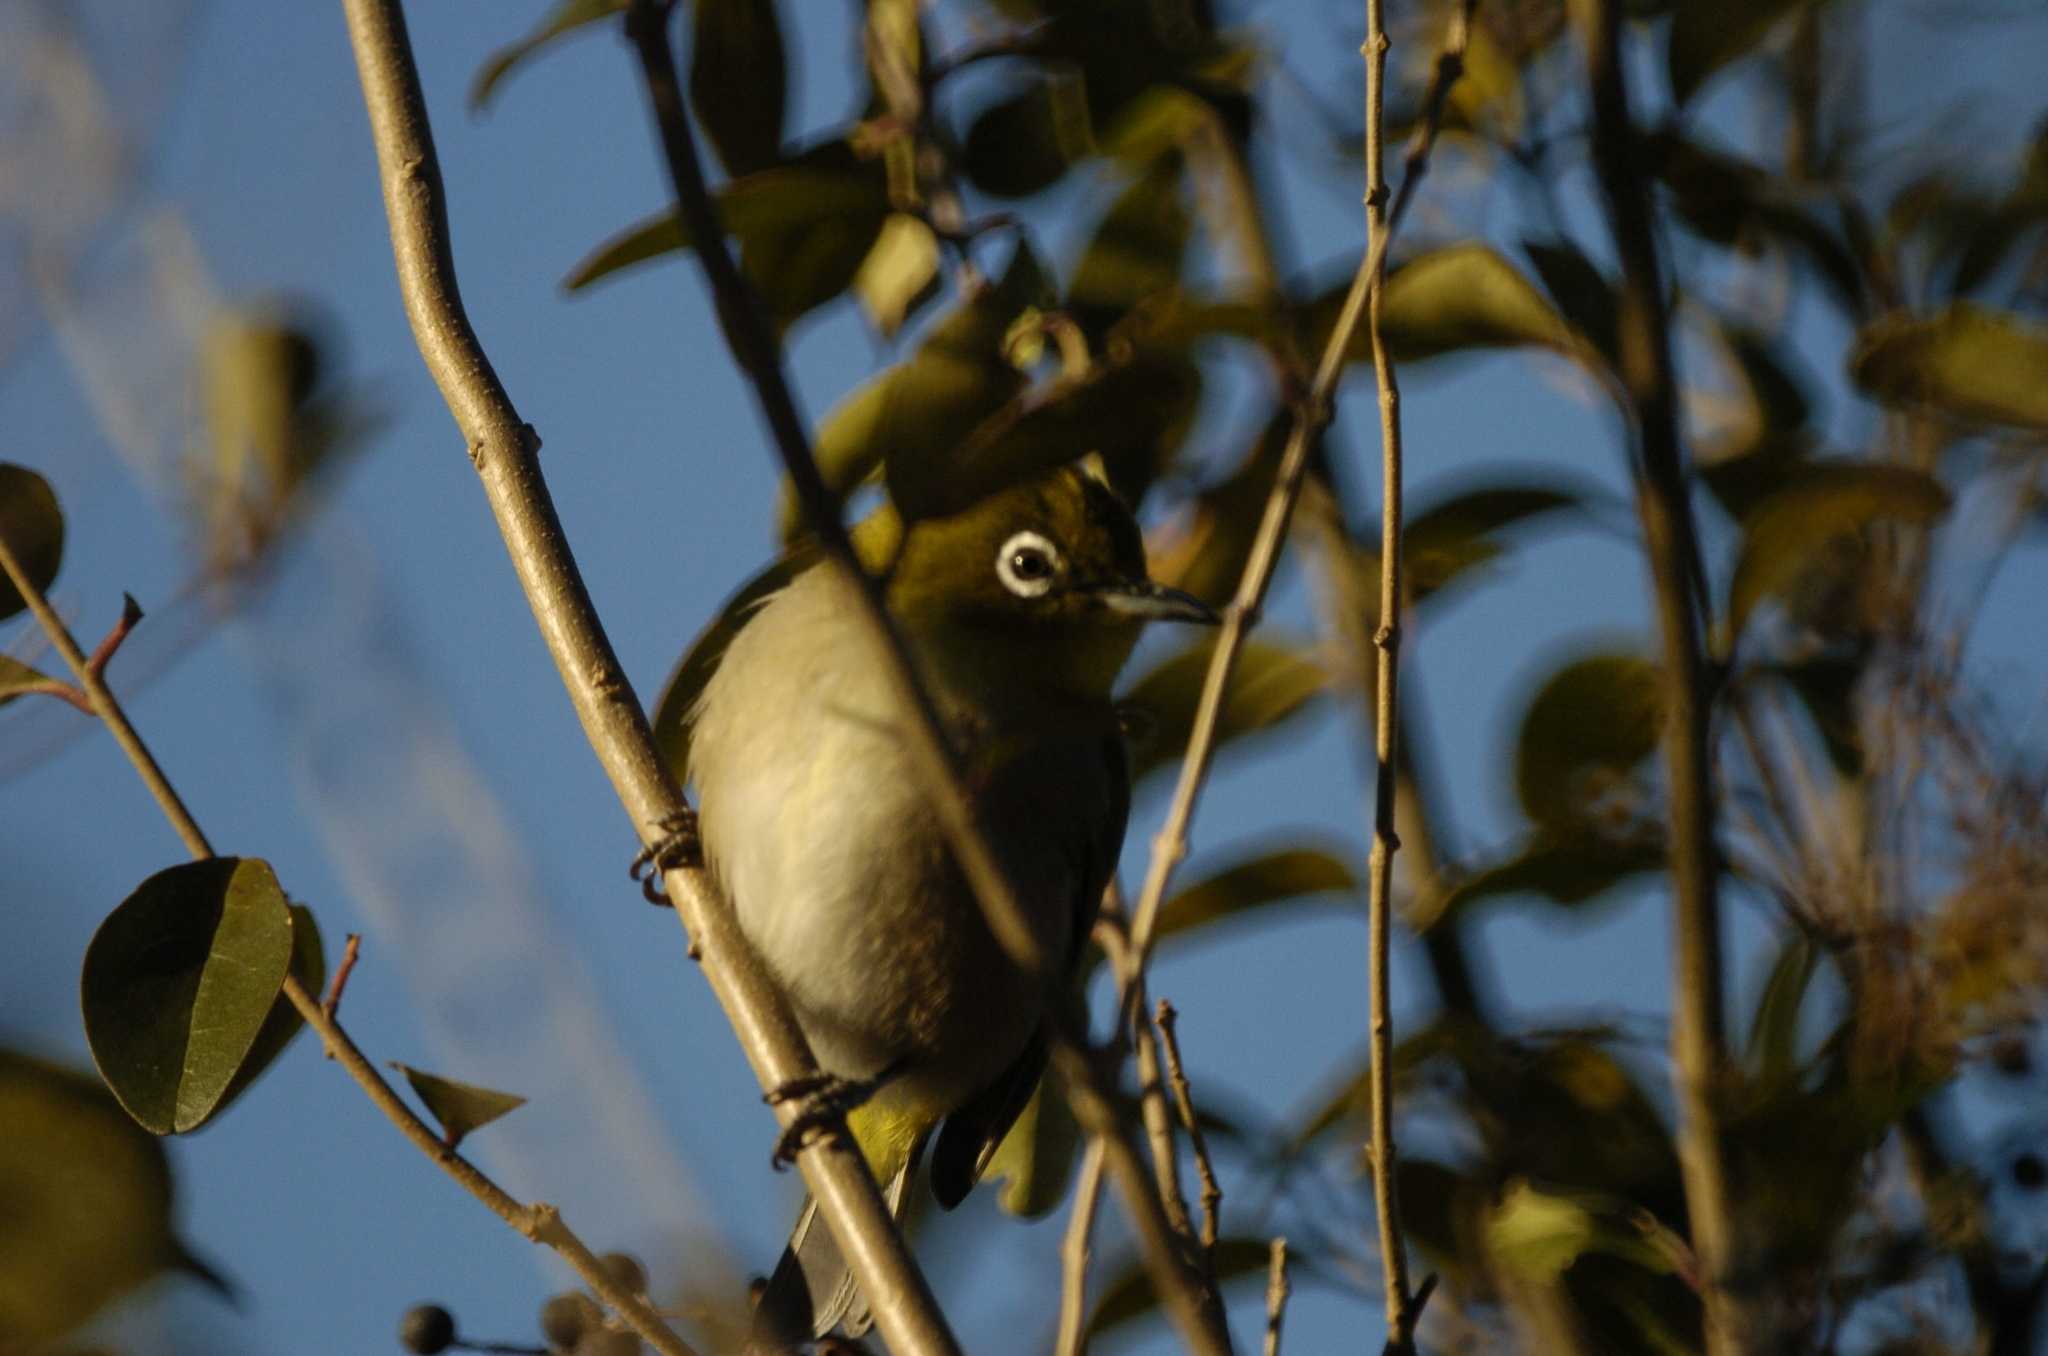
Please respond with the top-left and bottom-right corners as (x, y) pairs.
(1578, 4), (1744, 1350)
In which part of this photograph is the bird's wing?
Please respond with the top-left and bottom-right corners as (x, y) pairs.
(929, 726), (1130, 1210)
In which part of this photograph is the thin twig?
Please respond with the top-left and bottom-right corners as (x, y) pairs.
(337, 3), (957, 1352)
(1054, 1137), (1110, 1356)
(1135, 999), (1196, 1244)
(1155, 1000), (1222, 1256)
(1579, 3), (1744, 1351)
(0, 528), (701, 1356)
(322, 932), (364, 1021)
(1262, 1237), (1290, 1356)
(88, 592), (144, 676)
(619, 5), (1231, 1350)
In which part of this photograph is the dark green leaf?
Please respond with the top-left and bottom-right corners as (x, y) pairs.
(1070, 155), (1191, 314)
(1433, 835), (1667, 924)
(1725, 463), (1950, 646)
(470, 0), (625, 111)
(1513, 653), (1662, 837)
(1668, 0), (1811, 105)
(391, 1064), (527, 1149)
(1087, 1237), (1292, 1336)
(82, 858), (296, 1135)
(0, 463), (65, 621)
(1345, 244), (1570, 362)
(689, 0), (786, 177)
(1405, 481), (1587, 600)
(0, 1050), (214, 1343)
(1124, 637), (1329, 783)
(1153, 845), (1358, 948)
(1698, 433), (1816, 524)
(1746, 933), (1819, 1083)
(1849, 303), (2048, 431)
(962, 76), (1092, 199)
(1765, 651), (1866, 777)
(0, 653), (58, 706)
(213, 904), (325, 1118)
(654, 554), (810, 788)
(1522, 238), (1619, 366)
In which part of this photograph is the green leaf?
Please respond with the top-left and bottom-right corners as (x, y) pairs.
(0, 463), (65, 621)
(1431, 835), (1667, 926)
(82, 859), (297, 1135)
(653, 554), (810, 788)
(1849, 303), (2048, 431)
(1361, 244), (1570, 362)
(1070, 154), (1191, 313)
(1087, 1237), (1290, 1337)
(962, 75), (1093, 199)
(1513, 653), (1662, 837)
(1153, 845), (1358, 948)
(0, 1050), (219, 1344)
(391, 1064), (527, 1149)
(469, 0), (625, 111)
(1523, 238), (1619, 366)
(853, 214), (942, 340)
(1667, 0), (1811, 106)
(1124, 638), (1329, 783)
(1745, 933), (1819, 1083)
(982, 1076), (1080, 1217)
(689, 0), (786, 177)
(0, 652), (58, 706)
(1405, 481), (1587, 600)
(1487, 1179), (1676, 1282)
(1765, 651), (1866, 777)
(213, 904), (325, 1118)
(1725, 463), (1950, 646)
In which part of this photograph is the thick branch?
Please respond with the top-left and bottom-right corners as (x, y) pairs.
(336, 3), (957, 1352)
(1579, 4), (1743, 1351)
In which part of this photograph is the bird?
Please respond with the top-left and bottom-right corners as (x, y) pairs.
(683, 464), (1216, 1347)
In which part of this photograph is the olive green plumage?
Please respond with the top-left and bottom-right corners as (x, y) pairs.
(687, 466), (1213, 1346)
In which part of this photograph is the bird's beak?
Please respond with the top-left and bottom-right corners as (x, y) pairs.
(1093, 578), (1221, 625)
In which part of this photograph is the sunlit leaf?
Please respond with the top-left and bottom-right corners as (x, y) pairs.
(0, 1050), (221, 1344)
(0, 653), (57, 707)
(1850, 303), (2048, 431)
(1087, 1237), (1292, 1336)
(1513, 653), (1662, 837)
(1319, 245), (1569, 363)
(0, 463), (65, 621)
(1152, 845), (1358, 948)
(1487, 1179), (1676, 1282)
(1725, 463), (1950, 646)
(82, 858), (296, 1135)
(1446, 22), (1525, 141)
(689, 0), (786, 177)
(853, 214), (942, 340)
(470, 0), (625, 111)
(213, 903), (325, 1117)
(1667, 0), (1811, 106)
(391, 1064), (527, 1149)
(1124, 637), (1330, 783)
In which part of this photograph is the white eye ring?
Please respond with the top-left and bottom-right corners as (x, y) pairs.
(995, 530), (1062, 598)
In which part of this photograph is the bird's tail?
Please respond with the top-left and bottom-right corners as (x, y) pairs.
(749, 1139), (923, 1352)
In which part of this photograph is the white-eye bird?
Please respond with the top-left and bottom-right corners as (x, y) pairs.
(685, 465), (1216, 1347)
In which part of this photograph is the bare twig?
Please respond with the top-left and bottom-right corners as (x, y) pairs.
(1135, 1001), (1196, 1244)
(88, 592), (144, 675)
(0, 522), (700, 1356)
(1155, 1000), (1222, 1256)
(619, 5), (1230, 1350)
(1579, 3), (1744, 1351)
(1054, 1137), (1110, 1356)
(1263, 1237), (1290, 1356)
(337, 2), (956, 1352)
(322, 932), (364, 1021)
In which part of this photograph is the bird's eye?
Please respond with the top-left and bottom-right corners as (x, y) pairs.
(995, 530), (1061, 598)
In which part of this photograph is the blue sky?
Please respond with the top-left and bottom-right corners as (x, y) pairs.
(6, 1), (2047, 1353)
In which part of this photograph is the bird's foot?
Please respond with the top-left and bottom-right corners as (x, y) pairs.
(764, 1061), (906, 1170)
(630, 810), (702, 906)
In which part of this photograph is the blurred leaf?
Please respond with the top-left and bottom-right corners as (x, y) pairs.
(1667, 0), (1810, 106)
(982, 1076), (1080, 1217)
(1087, 1237), (1288, 1337)
(1432, 834), (1667, 925)
(1746, 933), (1820, 1083)
(689, 0), (786, 177)
(853, 214), (942, 339)
(1523, 238), (1619, 365)
(1649, 133), (1864, 312)
(1095, 84), (1212, 168)
(470, 0), (624, 111)
(0, 1050), (218, 1344)
(1725, 463), (1950, 646)
(963, 75), (1092, 199)
(1850, 303), (2048, 431)
(1447, 21), (1525, 141)
(1514, 652), (1662, 837)
(214, 904), (325, 1117)
(1124, 637), (1329, 783)
(82, 858), (296, 1135)
(0, 653), (57, 706)
(1487, 1180), (1677, 1281)
(1146, 411), (1287, 609)
(1698, 433), (1815, 524)
(0, 463), (65, 621)
(1319, 244), (1569, 363)
(1765, 650), (1866, 777)
(391, 1064), (527, 1149)
(1152, 845), (1358, 948)
(654, 554), (809, 788)
(1405, 481), (1587, 600)
(1070, 154), (1190, 314)
(1398, 1159), (1485, 1288)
